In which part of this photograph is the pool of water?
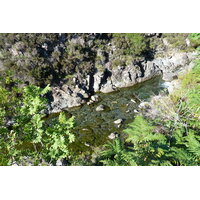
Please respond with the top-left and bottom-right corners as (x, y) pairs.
(64, 75), (166, 155)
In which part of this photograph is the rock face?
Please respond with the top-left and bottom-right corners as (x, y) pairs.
(153, 52), (195, 81)
(50, 52), (196, 113)
(50, 85), (88, 113)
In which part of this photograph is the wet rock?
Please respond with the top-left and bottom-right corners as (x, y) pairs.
(96, 104), (105, 112)
(56, 159), (63, 166)
(91, 95), (99, 102)
(87, 95), (100, 105)
(56, 159), (68, 166)
(84, 142), (90, 147)
(108, 132), (118, 140)
(130, 99), (136, 103)
(114, 119), (123, 124)
(82, 128), (89, 131)
(87, 100), (93, 105)
(117, 124), (121, 128)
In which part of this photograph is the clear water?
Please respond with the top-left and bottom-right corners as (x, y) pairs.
(63, 76), (166, 155)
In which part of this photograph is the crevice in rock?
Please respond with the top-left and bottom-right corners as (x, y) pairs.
(88, 73), (95, 95)
(128, 71), (132, 82)
(99, 69), (112, 89)
(136, 61), (145, 78)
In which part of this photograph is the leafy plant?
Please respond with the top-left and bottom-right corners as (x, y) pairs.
(0, 80), (75, 165)
(189, 33), (200, 48)
(98, 139), (136, 166)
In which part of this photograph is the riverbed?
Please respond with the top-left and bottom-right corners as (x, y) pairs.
(64, 75), (167, 155)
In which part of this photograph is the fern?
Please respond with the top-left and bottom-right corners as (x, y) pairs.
(99, 139), (136, 166)
(0, 82), (75, 165)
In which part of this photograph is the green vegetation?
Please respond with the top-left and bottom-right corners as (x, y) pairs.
(0, 33), (110, 86)
(98, 52), (200, 166)
(0, 77), (75, 165)
(0, 33), (194, 85)
(97, 34), (200, 166)
(189, 33), (200, 48)
(112, 33), (150, 56)
(162, 33), (190, 49)
(0, 33), (200, 165)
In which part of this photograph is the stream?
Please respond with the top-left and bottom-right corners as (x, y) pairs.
(62, 75), (167, 155)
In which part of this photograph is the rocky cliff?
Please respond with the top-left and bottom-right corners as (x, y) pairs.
(0, 33), (197, 113)
(50, 51), (196, 113)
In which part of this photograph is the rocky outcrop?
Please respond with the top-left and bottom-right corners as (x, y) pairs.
(153, 52), (195, 81)
(50, 85), (89, 113)
(50, 51), (196, 113)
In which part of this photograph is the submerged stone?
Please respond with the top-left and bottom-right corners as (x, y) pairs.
(96, 104), (105, 112)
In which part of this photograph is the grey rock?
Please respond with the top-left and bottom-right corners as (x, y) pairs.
(87, 100), (93, 105)
(117, 124), (121, 128)
(48, 52), (197, 113)
(186, 38), (191, 46)
(84, 142), (90, 147)
(139, 102), (151, 109)
(0, 60), (5, 71)
(93, 71), (104, 92)
(11, 162), (19, 166)
(100, 79), (115, 93)
(91, 95), (99, 102)
(114, 119), (123, 124)
(108, 132), (118, 140)
(145, 33), (161, 37)
(96, 104), (105, 112)
(56, 159), (63, 166)
(51, 86), (86, 113)
(130, 99), (136, 103)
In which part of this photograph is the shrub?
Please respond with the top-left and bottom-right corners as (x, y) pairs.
(99, 58), (200, 166)
(0, 79), (75, 165)
(189, 33), (200, 48)
(112, 33), (150, 57)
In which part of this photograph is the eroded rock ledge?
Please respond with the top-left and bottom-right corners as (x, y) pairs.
(50, 52), (196, 113)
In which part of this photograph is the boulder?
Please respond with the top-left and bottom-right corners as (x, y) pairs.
(51, 86), (86, 113)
